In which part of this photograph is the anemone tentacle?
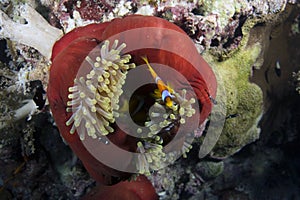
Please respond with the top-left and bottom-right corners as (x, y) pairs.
(65, 40), (135, 140)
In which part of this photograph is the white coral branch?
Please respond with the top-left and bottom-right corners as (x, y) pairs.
(0, 4), (63, 59)
(0, 99), (38, 130)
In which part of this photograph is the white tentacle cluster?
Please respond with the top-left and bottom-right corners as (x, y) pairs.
(66, 40), (135, 140)
(136, 140), (166, 175)
(136, 89), (197, 175)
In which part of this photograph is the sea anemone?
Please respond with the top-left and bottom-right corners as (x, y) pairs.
(47, 15), (216, 199)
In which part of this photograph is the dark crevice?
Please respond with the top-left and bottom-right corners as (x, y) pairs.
(222, 15), (247, 49)
(0, 39), (11, 64)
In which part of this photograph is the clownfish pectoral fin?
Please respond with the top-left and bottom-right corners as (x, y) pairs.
(152, 89), (162, 99)
(166, 82), (175, 94)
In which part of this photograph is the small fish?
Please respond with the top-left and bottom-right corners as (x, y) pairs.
(141, 56), (175, 108)
(209, 95), (218, 105)
(275, 60), (281, 77)
(205, 89), (217, 105)
(226, 113), (239, 119)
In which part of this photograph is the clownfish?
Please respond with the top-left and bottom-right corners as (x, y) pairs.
(141, 56), (175, 108)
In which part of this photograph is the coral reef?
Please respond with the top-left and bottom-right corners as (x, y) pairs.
(0, 0), (299, 199)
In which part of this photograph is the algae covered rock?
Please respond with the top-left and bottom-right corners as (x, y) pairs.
(200, 19), (265, 158)
(196, 3), (294, 159)
(196, 161), (224, 180)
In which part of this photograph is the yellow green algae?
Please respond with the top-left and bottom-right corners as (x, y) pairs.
(202, 18), (264, 158)
(201, 6), (295, 158)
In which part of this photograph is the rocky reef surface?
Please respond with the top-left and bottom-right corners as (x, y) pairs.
(0, 0), (299, 199)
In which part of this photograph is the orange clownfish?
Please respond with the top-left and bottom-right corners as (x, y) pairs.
(141, 56), (175, 108)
